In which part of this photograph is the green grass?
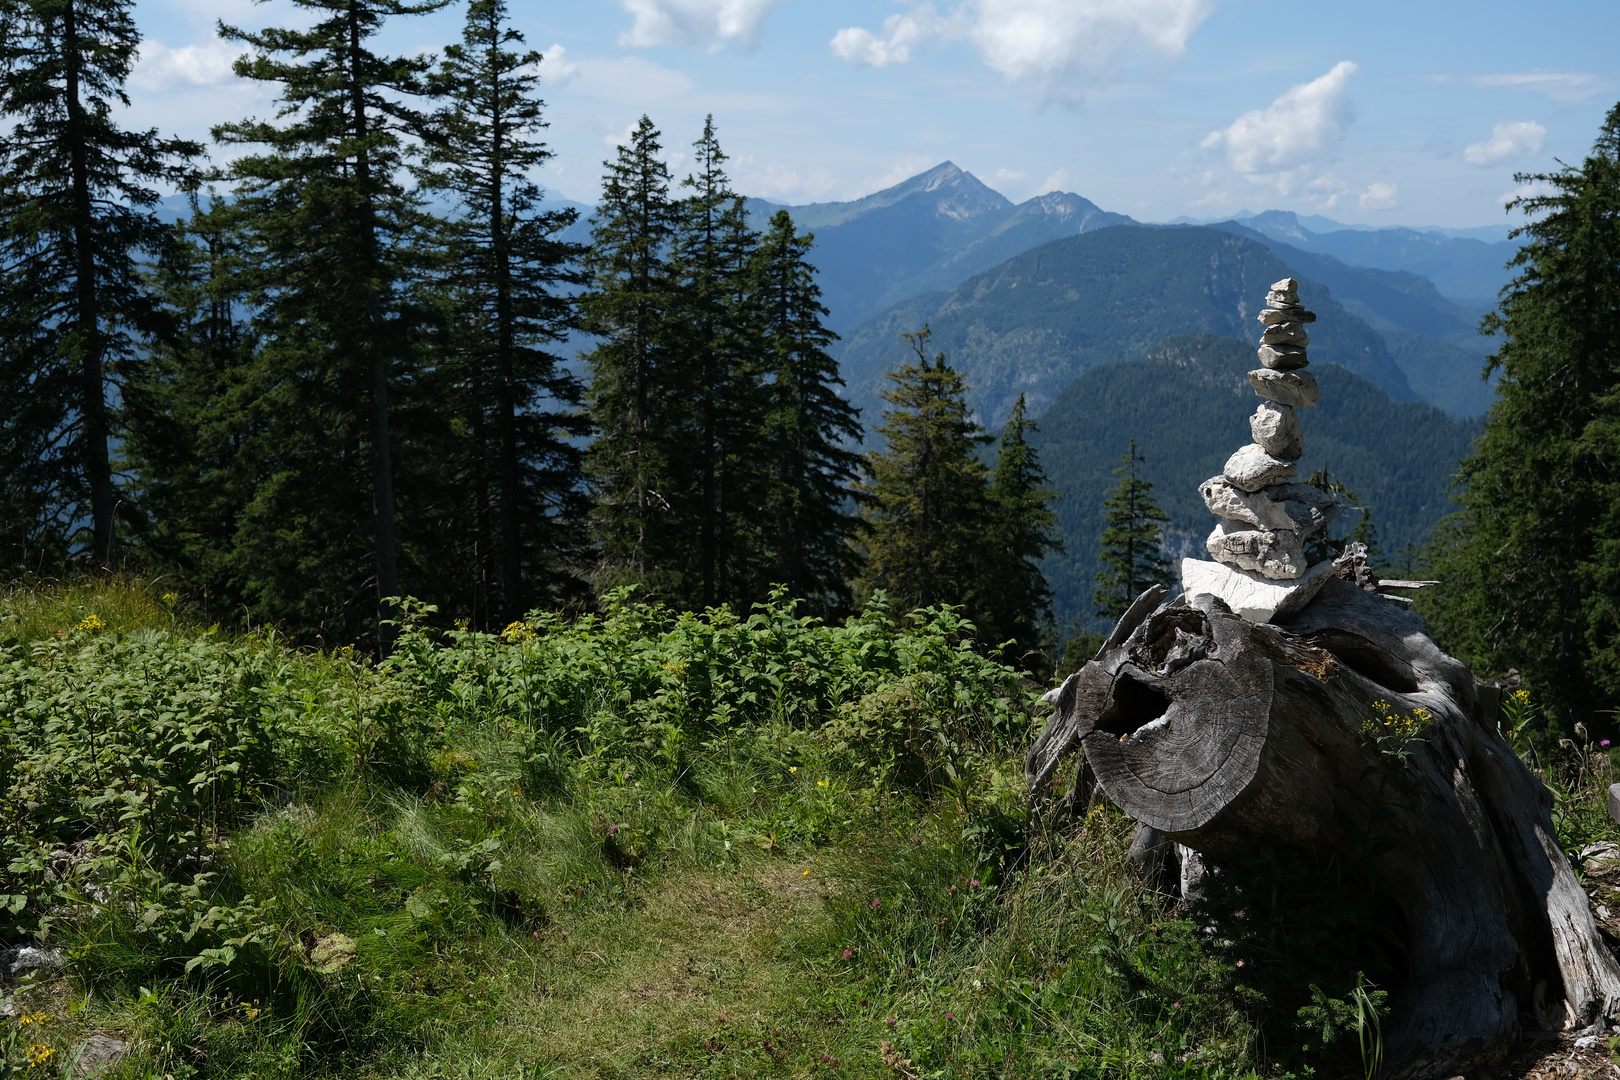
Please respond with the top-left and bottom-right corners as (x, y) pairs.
(4, 580), (1606, 1080)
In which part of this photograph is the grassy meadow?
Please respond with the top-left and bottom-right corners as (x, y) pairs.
(1, 580), (1616, 1080)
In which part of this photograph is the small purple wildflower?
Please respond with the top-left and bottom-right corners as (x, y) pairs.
(872, 898), (881, 908)
(885, 1017), (896, 1029)
(948, 884), (956, 893)
(945, 1012), (955, 1021)
(842, 948), (853, 959)
(969, 879), (980, 890)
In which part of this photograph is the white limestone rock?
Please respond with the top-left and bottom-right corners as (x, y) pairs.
(1261, 322), (1310, 346)
(1265, 290), (1299, 307)
(1260, 306), (1316, 325)
(1257, 344), (1310, 370)
(1269, 277), (1299, 293)
(1199, 476), (1343, 532)
(1181, 556), (1337, 624)
(1206, 520), (1307, 579)
(1265, 482), (1345, 528)
(1249, 401), (1304, 459)
(1249, 368), (1319, 408)
(1223, 444), (1298, 492)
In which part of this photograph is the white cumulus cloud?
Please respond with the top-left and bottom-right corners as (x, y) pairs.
(829, 0), (1211, 106)
(1201, 61), (1358, 195)
(1463, 120), (1546, 167)
(618, 0), (781, 50)
(1359, 182), (1398, 210)
(830, 8), (937, 68)
(540, 45), (580, 88)
(131, 40), (242, 92)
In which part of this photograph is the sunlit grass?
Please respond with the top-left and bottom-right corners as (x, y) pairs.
(0, 573), (181, 643)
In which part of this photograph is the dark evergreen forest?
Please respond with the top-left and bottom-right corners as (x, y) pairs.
(0, 0), (1058, 664)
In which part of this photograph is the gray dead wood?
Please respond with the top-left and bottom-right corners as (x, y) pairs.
(1027, 577), (1620, 1078)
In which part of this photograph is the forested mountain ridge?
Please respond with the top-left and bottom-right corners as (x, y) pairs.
(834, 225), (1416, 432)
(1031, 334), (1481, 627)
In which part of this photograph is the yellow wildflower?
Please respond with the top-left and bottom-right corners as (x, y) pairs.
(74, 613), (104, 632)
(25, 1043), (55, 1066)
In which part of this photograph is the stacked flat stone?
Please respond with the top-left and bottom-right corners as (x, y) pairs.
(1180, 278), (1343, 622)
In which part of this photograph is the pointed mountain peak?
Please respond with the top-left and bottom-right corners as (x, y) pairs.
(866, 161), (1012, 219)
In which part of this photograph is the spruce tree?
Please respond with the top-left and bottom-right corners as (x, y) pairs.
(668, 117), (762, 609)
(857, 327), (992, 615)
(752, 209), (863, 613)
(1093, 439), (1170, 620)
(977, 394), (1062, 659)
(1425, 102), (1620, 727)
(417, 0), (587, 626)
(211, 0), (448, 645)
(581, 116), (687, 599)
(122, 195), (258, 605)
(0, 0), (200, 567)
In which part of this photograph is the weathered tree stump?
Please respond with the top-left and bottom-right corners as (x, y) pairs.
(1028, 578), (1620, 1077)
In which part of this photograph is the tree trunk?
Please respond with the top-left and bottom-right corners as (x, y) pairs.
(1028, 577), (1620, 1077)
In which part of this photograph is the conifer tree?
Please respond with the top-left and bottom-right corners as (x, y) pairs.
(858, 327), (992, 614)
(211, 0), (448, 645)
(977, 394), (1062, 658)
(752, 209), (862, 613)
(0, 0), (200, 567)
(669, 118), (762, 608)
(581, 116), (687, 599)
(418, 0), (587, 626)
(122, 196), (258, 604)
(1093, 439), (1170, 620)
(1425, 102), (1620, 726)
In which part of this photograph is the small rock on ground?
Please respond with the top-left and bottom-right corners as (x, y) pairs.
(72, 1035), (129, 1078)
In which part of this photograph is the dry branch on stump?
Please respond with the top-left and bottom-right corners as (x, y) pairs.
(1028, 577), (1620, 1077)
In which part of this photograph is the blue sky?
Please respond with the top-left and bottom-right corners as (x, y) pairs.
(126, 0), (1619, 228)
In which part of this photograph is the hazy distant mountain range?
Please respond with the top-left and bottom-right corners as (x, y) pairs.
(736, 162), (1507, 419)
(746, 162), (1133, 334)
(1210, 210), (1516, 302)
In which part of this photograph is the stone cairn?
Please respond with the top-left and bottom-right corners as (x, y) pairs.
(1180, 277), (1343, 622)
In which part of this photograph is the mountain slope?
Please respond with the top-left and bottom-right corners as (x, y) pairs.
(836, 225), (1415, 432)
(1031, 334), (1481, 627)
